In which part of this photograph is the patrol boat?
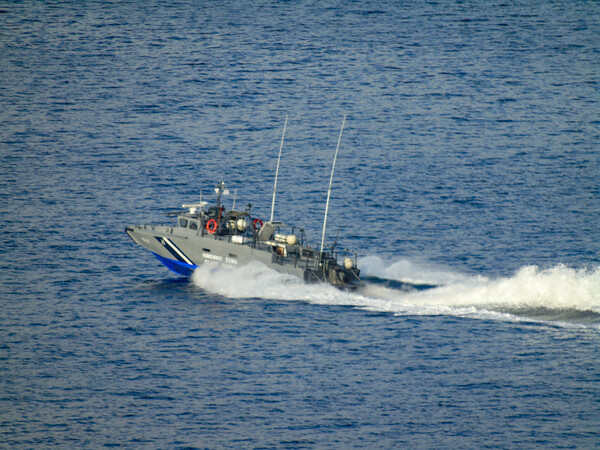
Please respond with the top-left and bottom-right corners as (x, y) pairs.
(125, 116), (363, 289)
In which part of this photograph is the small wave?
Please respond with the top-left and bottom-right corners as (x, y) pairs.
(191, 260), (600, 329)
(360, 275), (436, 292)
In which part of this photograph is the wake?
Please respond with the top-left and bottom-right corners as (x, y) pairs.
(191, 256), (600, 329)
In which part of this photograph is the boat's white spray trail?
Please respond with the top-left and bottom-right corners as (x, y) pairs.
(359, 255), (474, 285)
(191, 256), (600, 328)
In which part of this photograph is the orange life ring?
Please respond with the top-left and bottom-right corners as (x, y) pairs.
(253, 218), (263, 230)
(206, 219), (218, 234)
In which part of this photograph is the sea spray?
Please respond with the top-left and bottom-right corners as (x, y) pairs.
(191, 263), (362, 306)
(401, 264), (600, 313)
(359, 255), (475, 285)
(191, 260), (600, 327)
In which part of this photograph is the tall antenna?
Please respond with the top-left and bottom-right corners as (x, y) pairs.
(320, 114), (346, 253)
(270, 115), (288, 222)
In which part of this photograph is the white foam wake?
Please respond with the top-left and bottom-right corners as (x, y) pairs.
(359, 256), (600, 312)
(359, 255), (474, 285)
(192, 263), (345, 302)
(191, 258), (600, 328)
(404, 265), (600, 311)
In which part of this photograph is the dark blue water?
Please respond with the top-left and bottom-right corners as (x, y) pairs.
(2, 1), (599, 447)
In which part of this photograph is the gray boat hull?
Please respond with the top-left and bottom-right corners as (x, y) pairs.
(125, 224), (362, 288)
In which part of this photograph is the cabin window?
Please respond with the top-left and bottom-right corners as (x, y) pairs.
(179, 218), (188, 228)
(189, 221), (198, 230)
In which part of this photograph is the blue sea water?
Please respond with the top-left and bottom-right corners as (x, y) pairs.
(1, 0), (600, 447)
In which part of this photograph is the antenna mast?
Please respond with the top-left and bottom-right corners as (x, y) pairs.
(270, 115), (288, 222)
(320, 114), (346, 254)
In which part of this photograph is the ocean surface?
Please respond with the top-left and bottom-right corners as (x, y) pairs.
(1, 0), (599, 447)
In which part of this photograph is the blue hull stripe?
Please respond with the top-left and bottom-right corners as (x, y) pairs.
(154, 236), (194, 265)
(152, 252), (197, 277)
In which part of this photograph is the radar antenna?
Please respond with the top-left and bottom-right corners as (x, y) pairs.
(215, 181), (229, 223)
(320, 114), (346, 254)
(270, 115), (288, 222)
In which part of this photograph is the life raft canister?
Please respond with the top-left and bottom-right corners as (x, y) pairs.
(206, 219), (218, 234)
(253, 218), (263, 230)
